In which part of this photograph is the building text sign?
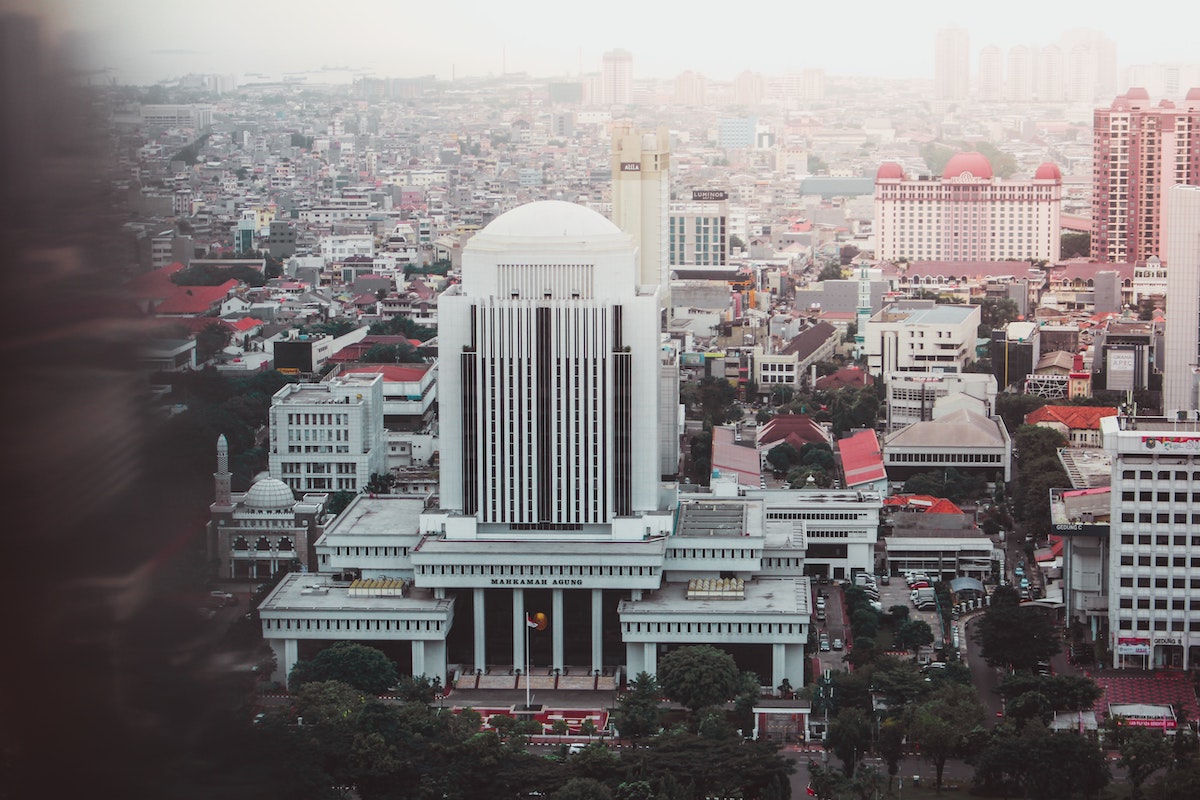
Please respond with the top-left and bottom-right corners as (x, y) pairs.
(620, 162), (641, 172)
(692, 189), (728, 201)
(1142, 436), (1200, 453)
(490, 577), (586, 587)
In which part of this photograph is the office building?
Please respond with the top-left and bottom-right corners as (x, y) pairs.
(140, 104), (213, 130)
(885, 371), (998, 433)
(1092, 90), (1200, 263)
(1163, 185), (1200, 415)
(934, 27), (970, 102)
(600, 49), (633, 106)
(1102, 414), (1200, 670)
(668, 194), (730, 268)
(267, 372), (387, 494)
(874, 154), (1062, 262)
(862, 300), (981, 377)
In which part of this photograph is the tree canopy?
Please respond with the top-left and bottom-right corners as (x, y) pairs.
(656, 645), (743, 714)
(971, 589), (1061, 671)
(289, 642), (398, 695)
(680, 376), (740, 427)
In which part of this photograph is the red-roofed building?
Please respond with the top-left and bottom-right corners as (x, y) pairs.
(336, 363), (437, 430)
(815, 367), (874, 392)
(1024, 405), (1118, 447)
(710, 426), (763, 487)
(756, 415), (829, 456)
(838, 429), (887, 492)
(150, 279), (241, 317)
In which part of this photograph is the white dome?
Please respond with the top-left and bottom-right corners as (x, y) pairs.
(243, 477), (295, 510)
(482, 201), (623, 239)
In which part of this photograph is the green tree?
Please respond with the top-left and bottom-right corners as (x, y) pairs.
(327, 491), (355, 516)
(289, 642), (398, 694)
(1119, 728), (1173, 800)
(367, 315), (436, 341)
(615, 672), (661, 741)
(909, 684), (984, 791)
(996, 394), (1048, 434)
(971, 591), (1061, 671)
(895, 619), (935, 654)
(818, 262), (845, 281)
(1061, 231), (1091, 259)
(877, 718), (907, 791)
(366, 472), (396, 494)
(362, 342), (417, 363)
(681, 376), (740, 427)
(390, 673), (441, 704)
(195, 321), (232, 363)
(657, 645), (742, 715)
(997, 673), (1101, 712)
(292, 679), (369, 725)
(827, 707), (873, 777)
(765, 442), (801, 475)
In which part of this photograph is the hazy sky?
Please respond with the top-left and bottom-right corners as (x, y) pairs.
(40, 0), (1200, 85)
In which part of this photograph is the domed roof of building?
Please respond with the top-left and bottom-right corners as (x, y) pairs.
(1187, 88), (1200, 102)
(482, 200), (623, 239)
(942, 152), (993, 180)
(243, 477), (295, 510)
(1034, 162), (1062, 180)
(1126, 87), (1150, 101)
(876, 162), (905, 180)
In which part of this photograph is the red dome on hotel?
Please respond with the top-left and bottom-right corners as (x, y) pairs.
(1034, 162), (1062, 180)
(876, 162), (905, 180)
(942, 152), (993, 180)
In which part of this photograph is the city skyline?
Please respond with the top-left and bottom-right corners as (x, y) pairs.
(44, 0), (1200, 86)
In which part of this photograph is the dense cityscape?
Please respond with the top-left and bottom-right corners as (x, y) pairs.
(9, 5), (1200, 799)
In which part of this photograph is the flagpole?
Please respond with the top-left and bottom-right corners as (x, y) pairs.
(525, 614), (531, 709)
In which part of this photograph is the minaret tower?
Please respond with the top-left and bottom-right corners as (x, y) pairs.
(214, 434), (232, 507)
(854, 263), (872, 359)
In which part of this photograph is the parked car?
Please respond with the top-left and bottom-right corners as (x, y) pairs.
(832, 638), (844, 651)
(878, 574), (891, 585)
(815, 608), (827, 621)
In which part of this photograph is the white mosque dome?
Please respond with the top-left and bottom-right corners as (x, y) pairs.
(481, 200), (623, 239)
(243, 477), (295, 510)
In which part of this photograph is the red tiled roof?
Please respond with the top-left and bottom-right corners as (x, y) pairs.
(757, 415), (827, 448)
(1025, 405), (1118, 430)
(816, 367), (874, 391)
(884, 494), (962, 514)
(153, 280), (239, 315)
(838, 429), (886, 487)
(232, 317), (264, 331)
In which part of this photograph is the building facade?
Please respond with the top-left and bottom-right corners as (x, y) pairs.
(934, 27), (970, 102)
(1102, 415), (1200, 670)
(1092, 90), (1200, 264)
(267, 372), (387, 494)
(874, 154), (1062, 263)
(611, 124), (670, 298)
(1163, 185), (1200, 415)
(862, 301), (981, 377)
(600, 49), (633, 106)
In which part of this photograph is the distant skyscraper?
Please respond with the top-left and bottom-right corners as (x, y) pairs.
(1037, 45), (1065, 102)
(1062, 28), (1117, 102)
(977, 45), (1003, 102)
(673, 70), (706, 107)
(1091, 89), (1200, 263)
(1163, 185), (1200, 414)
(601, 49), (633, 105)
(934, 27), (970, 101)
(610, 124), (670, 299)
(733, 70), (765, 106)
(1006, 45), (1035, 103)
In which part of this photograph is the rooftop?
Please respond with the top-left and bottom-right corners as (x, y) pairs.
(321, 495), (424, 539)
(261, 572), (450, 614)
(618, 577), (810, 616)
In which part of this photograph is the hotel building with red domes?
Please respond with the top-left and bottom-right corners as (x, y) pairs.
(873, 152), (1063, 263)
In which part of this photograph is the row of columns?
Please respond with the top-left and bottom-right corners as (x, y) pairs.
(474, 587), (606, 674)
(271, 636), (448, 689)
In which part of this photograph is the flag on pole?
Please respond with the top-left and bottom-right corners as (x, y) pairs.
(527, 612), (547, 631)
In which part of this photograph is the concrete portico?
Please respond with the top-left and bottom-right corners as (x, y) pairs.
(260, 574), (453, 687)
(618, 577), (811, 688)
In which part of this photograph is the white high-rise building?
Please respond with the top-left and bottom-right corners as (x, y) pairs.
(977, 45), (1003, 102)
(935, 27), (970, 101)
(600, 49), (633, 106)
(1006, 45), (1035, 103)
(1163, 185), (1200, 415)
(1038, 45), (1066, 102)
(1103, 414), (1200, 670)
(434, 201), (665, 531)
